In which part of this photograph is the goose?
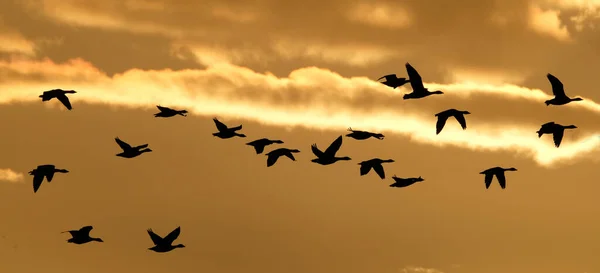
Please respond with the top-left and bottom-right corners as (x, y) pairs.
(435, 109), (470, 135)
(377, 74), (410, 89)
(345, 128), (384, 140)
(480, 167), (517, 189)
(62, 226), (103, 244)
(39, 89), (77, 110)
(154, 105), (187, 117)
(147, 226), (185, 253)
(246, 138), (284, 154)
(212, 118), (246, 139)
(310, 135), (351, 165)
(403, 63), (443, 99)
(28, 164), (69, 193)
(358, 158), (395, 179)
(545, 74), (583, 106)
(390, 176), (424, 188)
(115, 137), (152, 158)
(265, 148), (300, 167)
(536, 122), (577, 148)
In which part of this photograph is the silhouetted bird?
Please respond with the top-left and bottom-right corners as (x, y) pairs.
(115, 137), (152, 158)
(403, 63), (443, 99)
(311, 135), (351, 165)
(39, 89), (76, 110)
(480, 167), (517, 189)
(358, 158), (395, 179)
(435, 109), (470, 135)
(28, 164), (69, 193)
(147, 226), (185, 253)
(390, 176), (424, 188)
(545, 74), (583, 106)
(377, 74), (410, 89)
(536, 122), (577, 148)
(265, 148), (300, 167)
(345, 127), (384, 140)
(246, 138), (284, 154)
(212, 118), (246, 139)
(62, 226), (103, 244)
(154, 105), (188, 117)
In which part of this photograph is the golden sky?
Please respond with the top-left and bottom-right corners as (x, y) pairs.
(1, 0), (600, 272)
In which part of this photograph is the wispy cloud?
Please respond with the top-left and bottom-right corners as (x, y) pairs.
(0, 169), (25, 183)
(401, 266), (445, 273)
(0, 58), (599, 166)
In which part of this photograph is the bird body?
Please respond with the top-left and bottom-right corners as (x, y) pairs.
(480, 167), (517, 189)
(377, 74), (410, 89)
(115, 137), (152, 158)
(358, 158), (394, 179)
(403, 63), (443, 99)
(212, 118), (246, 139)
(345, 128), (384, 140)
(247, 138), (284, 154)
(390, 176), (424, 188)
(39, 89), (76, 110)
(311, 135), (351, 165)
(62, 226), (103, 244)
(434, 109), (470, 134)
(545, 74), (583, 106)
(536, 122), (577, 147)
(28, 164), (69, 193)
(154, 105), (187, 117)
(147, 226), (185, 253)
(265, 148), (300, 167)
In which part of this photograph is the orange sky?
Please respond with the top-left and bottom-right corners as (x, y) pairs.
(1, 1), (600, 273)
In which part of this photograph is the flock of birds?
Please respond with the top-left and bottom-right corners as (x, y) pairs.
(26, 62), (583, 252)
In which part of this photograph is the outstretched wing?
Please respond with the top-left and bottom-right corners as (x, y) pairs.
(454, 114), (467, 130)
(156, 105), (171, 112)
(405, 63), (425, 92)
(266, 154), (280, 167)
(547, 74), (567, 98)
(359, 163), (372, 176)
(323, 135), (343, 156)
(163, 226), (181, 245)
(213, 118), (229, 132)
(32, 173), (44, 193)
(115, 137), (132, 151)
(56, 94), (73, 110)
(484, 173), (493, 189)
(229, 125), (243, 131)
(496, 172), (506, 189)
(377, 74), (395, 81)
(372, 164), (386, 179)
(311, 144), (324, 158)
(147, 229), (164, 245)
(79, 226), (94, 237)
(553, 130), (564, 148)
(436, 115), (449, 135)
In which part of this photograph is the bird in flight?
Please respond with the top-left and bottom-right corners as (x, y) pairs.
(39, 89), (77, 110)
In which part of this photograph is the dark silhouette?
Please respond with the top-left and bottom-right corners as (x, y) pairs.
(39, 89), (76, 110)
(246, 138), (284, 154)
(390, 176), (424, 188)
(265, 148), (300, 167)
(480, 167), (517, 189)
(62, 226), (103, 244)
(115, 137), (152, 158)
(536, 122), (577, 148)
(545, 74), (583, 106)
(377, 74), (410, 89)
(147, 226), (185, 253)
(403, 63), (443, 99)
(358, 158), (395, 179)
(212, 118), (246, 139)
(28, 165), (69, 193)
(345, 127), (384, 140)
(435, 109), (470, 135)
(154, 105), (187, 117)
(311, 135), (351, 165)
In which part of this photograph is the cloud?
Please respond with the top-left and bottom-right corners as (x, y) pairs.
(1, 58), (600, 167)
(528, 3), (572, 42)
(345, 2), (412, 29)
(0, 169), (25, 183)
(401, 266), (445, 273)
(0, 21), (37, 56)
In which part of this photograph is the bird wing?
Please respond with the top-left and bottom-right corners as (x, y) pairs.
(372, 164), (386, 179)
(283, 152), (296, 161)
(147, 229), (164, 245)
(156, 105), (170, 112)
(230, 125), (243, 131)
(484, 173), (493, 189)
(79, 226), (93, 237)
(45, 171), (55, 182)
(377, 74), (395, 81)
(133, 144), (149, 150)
(32, 173), (44, 193)
(311, 144), (324, 158)
(323, 135), (343, 156)
(546, 74), (567, 98)
(454, 114), (467, 130)
(553, 130), (564, 148)
(213, 118), (228, 132)
(359, 163), (372, 176)
(405, 63), (425, 92)
(115, 137), (132, 151)
(56, 94), (73, 110)
(436, 115), (449, 135)
(266, 154), (279, 167)
(496, 172), (506, 189)
(254, 144), (266, 154)
(163, 226), (181, 245)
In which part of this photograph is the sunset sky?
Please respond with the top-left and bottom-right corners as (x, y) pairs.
(1, 0), (600, 272)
